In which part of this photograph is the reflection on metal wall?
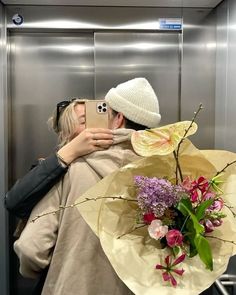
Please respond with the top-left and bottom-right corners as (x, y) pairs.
(6, 6), (182, 30)
(216, 0), (236, 153)
(95, 32), (181, 126)
(0, 3), (9, 295)
(215, 0), (227, 150)
(10, 32), (94, 181)
(181, 8), (216, 149)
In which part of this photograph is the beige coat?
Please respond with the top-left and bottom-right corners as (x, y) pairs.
(14, 129), (140, 295)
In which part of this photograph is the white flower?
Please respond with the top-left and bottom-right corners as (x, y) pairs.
(148, 219), (168, 240)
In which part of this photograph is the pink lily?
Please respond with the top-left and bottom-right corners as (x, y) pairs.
(156, 254), (186, 287)
(182, 176), (209, 202)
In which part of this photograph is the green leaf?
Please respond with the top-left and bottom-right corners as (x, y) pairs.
(194, 234), (213, 270)
(195, 199), (214, 221)
(189, 243), (198, 257)
(177, 200), (204, 234)
(177, 198), (193, 216)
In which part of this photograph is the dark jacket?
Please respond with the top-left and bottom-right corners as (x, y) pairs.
(4, 154), (67, 219)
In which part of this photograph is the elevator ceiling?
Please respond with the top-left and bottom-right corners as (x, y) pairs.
(1, 0), (224, 8)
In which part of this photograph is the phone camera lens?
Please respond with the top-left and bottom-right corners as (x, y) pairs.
(102, 108), (107, 112)
(102, 103), (106, 107)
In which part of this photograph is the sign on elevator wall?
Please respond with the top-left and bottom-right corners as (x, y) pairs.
(12, 14), (24, 26)
(159, 18), (182, 30)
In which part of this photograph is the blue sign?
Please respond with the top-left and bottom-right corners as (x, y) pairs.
(159, 18), (182, 30)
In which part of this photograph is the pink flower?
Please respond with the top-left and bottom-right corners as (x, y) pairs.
(212, 219), (223, 227)
(194, 176), (209, 194)
(143, 212), (156, 224)
(156, 254), (186, 287)
(203, 219), (214, 233)
(181, 176), (194, 191)
(148, 219), (168, 240)
(182, 176), (209, 203)
(202, 192), (216, 201)
(210, 198), (224, 211)
(166, 229), (184, 248)
(202, 217), (223, 233)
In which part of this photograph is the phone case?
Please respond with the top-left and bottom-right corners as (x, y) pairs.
(85, 100), (109, 128)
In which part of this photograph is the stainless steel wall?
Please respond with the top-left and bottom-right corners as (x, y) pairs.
(181, 8), (216, 149)
(215, 0), (236, 152)
(215, 0), (227, 151)
(9, 32), (94, 178)
(0, 3), (9, 295)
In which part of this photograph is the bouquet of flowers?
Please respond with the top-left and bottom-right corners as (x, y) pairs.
(133, 173), (226, 287)
(76, 106), (236, 295)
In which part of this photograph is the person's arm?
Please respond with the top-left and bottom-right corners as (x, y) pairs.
(4, 128), (113, 219)
(4, 154), (66, 219)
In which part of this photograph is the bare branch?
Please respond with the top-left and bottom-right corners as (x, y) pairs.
(214, 160), (236, 178)
(31, 196), (137, 222)
(117, 224), (147, 239)
(207, 235), (236, 245)
(174, 103), (203, 183)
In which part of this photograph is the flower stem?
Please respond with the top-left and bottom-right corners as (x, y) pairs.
(173, 150), (183, 184)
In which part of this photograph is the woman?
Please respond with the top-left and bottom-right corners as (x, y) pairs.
(4, 98), (113, 219)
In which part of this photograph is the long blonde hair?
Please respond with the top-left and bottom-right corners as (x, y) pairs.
(48, 99), (86, 148)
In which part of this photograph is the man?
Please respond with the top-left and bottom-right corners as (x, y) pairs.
(14, 77), (161, 295)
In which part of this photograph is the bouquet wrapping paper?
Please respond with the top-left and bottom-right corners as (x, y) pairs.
(77, 140), (236, 295)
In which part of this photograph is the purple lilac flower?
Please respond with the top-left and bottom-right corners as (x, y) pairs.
(134, 176), (185, 218)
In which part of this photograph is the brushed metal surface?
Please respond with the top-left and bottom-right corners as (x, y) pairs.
(223, 0), (236, 152)
(181, 8), (216, 149)
(2, 0), (224, 8)
(215, 0), (228, 150)
(0, 4), (9, 295)
(9, 32), (94, 180)
(6, 6), (182, 30)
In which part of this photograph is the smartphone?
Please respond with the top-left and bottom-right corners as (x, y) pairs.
(85, 100), (109, 129)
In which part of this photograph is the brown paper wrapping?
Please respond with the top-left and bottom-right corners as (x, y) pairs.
(77, 140), (236, 295)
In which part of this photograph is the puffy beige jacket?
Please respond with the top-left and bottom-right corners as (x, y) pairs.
(14, 129), (140, 295)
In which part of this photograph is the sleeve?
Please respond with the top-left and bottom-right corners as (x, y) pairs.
(13, 181), (62, 279)
(4, 153), (68, 219)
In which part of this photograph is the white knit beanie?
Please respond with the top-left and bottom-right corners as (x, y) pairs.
(105, 77), (161, 128)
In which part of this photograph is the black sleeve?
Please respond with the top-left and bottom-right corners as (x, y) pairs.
(4, 154), (68, 219)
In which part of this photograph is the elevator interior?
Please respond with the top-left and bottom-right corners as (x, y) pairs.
(1, 0), (236, 294)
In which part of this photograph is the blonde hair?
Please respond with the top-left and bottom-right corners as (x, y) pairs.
(48, 99), (86, 148)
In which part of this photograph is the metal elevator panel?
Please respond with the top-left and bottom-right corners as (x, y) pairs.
(94, 32), (181, 126)
(9, 32), (94, 181)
